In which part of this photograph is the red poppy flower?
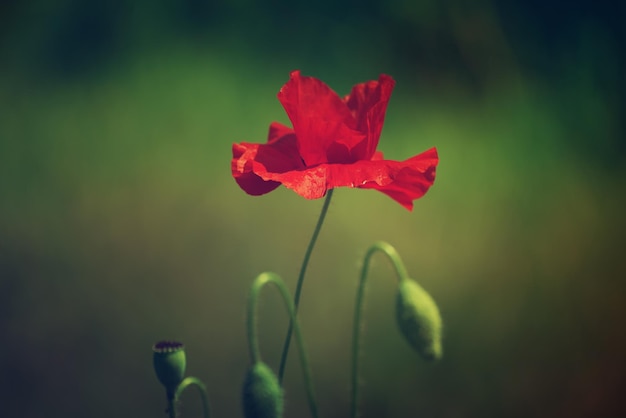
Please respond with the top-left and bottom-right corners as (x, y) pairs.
(231, 70), (438, 210)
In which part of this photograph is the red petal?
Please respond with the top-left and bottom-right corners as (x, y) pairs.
(277, 70), (364, 166)
(344, 74), (395, 160)
(361, 148), (439, 210)
(231, 122), (305, 196)
(256, 147), (439, 210)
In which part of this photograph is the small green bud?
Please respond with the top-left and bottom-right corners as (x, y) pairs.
(153, 340), (186, 395)
(396, 279), (443, 361)
(242, 362), (284, 418)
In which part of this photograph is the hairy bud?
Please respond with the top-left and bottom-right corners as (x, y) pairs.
(242, 362), (284, 418)
(396, 279), (443, 361)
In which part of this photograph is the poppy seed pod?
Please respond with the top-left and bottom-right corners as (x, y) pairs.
(242, 362), (284, 418)
(152, 341), (186, 394)
(395, 279), (443, 361)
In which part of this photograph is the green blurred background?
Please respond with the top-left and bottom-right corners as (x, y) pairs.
(1, 0), (625, 417)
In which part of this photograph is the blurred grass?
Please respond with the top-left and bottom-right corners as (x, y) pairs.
(1, 4), (625, 417)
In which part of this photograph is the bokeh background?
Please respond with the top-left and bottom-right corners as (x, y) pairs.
(1, 0), (625, 417)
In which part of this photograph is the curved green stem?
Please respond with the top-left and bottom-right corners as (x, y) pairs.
(350, 241), (410, 418)
(247, 272), (319, 418)
(278, 189), (333, 382)
(167, 376), (211, 418)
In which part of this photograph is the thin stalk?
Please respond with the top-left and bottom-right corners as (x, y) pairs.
(248, 272), (319, 418)
(168, 377), (211, 418)
(278, 189), (334, 382)
(167, 394), (176, 418)
(350, 241), (410, 418)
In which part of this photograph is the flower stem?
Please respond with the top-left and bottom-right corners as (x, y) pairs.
(167, 395), (177, 418)
(167, 377), (211, 418)
(278, 189), (334, 382)
(350, 241), (410, 418)
(247, 272), (319, 418)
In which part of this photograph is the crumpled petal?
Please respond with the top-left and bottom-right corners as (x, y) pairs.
(238, 145), (438, 211)
(278, 70), (364, 166)
(344, 74), (395, 160)
(359, 148), (439, 210)
(231, 122), (304, 196)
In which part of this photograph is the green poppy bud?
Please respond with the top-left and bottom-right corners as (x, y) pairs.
(396, 279), (443, 361)
(153, 341), (186, 395)
(242, 362), (284, 418)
